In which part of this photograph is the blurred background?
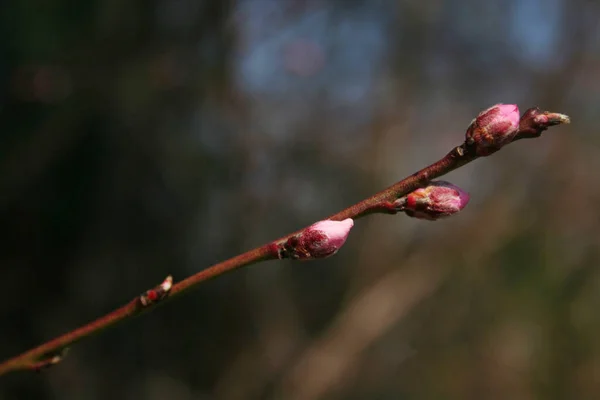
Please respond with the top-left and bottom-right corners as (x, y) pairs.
(0, 0), (598, 399)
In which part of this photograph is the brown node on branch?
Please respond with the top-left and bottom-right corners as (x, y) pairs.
(138, 275), (173, 307)
(31, 347), (69, 373)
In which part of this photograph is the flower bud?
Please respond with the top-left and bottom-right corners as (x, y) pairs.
(515, 107), (570, 140)
(396, 181), (469, 221)
(465, 104), (520, 156)
(279, 218), (354, 260)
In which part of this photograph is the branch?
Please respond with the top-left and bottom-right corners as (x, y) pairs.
(0, 105), (569, 376)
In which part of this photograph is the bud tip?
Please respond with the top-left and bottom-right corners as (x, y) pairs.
(517, 107), (571, 139)
(309, 218), (354, 247)
(534, 112), (570, 125)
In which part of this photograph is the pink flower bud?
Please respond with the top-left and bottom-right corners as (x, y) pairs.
(396, 181), (470, 221)
(465, 104), (520, 156)
(278, 218), (354, 260)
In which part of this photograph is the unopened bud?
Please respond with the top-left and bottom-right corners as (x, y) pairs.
(395, 181), (470, 221)
(465, 104), (520, 156)
(139, 275), (173, 307)
(278, 218), (354, 260)
(515, 107), (570, 140)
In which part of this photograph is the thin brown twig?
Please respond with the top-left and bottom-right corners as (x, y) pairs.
(0, 107), (569, 376)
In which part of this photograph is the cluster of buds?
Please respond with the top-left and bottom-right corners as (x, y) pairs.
(269, 103), (569, 260)
(276, 219), (354, 260)
(464, 103), (570, 155)
(275, 180), (470, 262)
(394, 181), (470, 221)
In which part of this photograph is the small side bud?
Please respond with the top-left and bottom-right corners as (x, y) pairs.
(394, 181), (470, 221)
(139, 275), (173, 307)
(465, 104), (520, 156)
(515, 107), (570, 140)
(278, 219), (354, 260)
(31, 348), (69, 373)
